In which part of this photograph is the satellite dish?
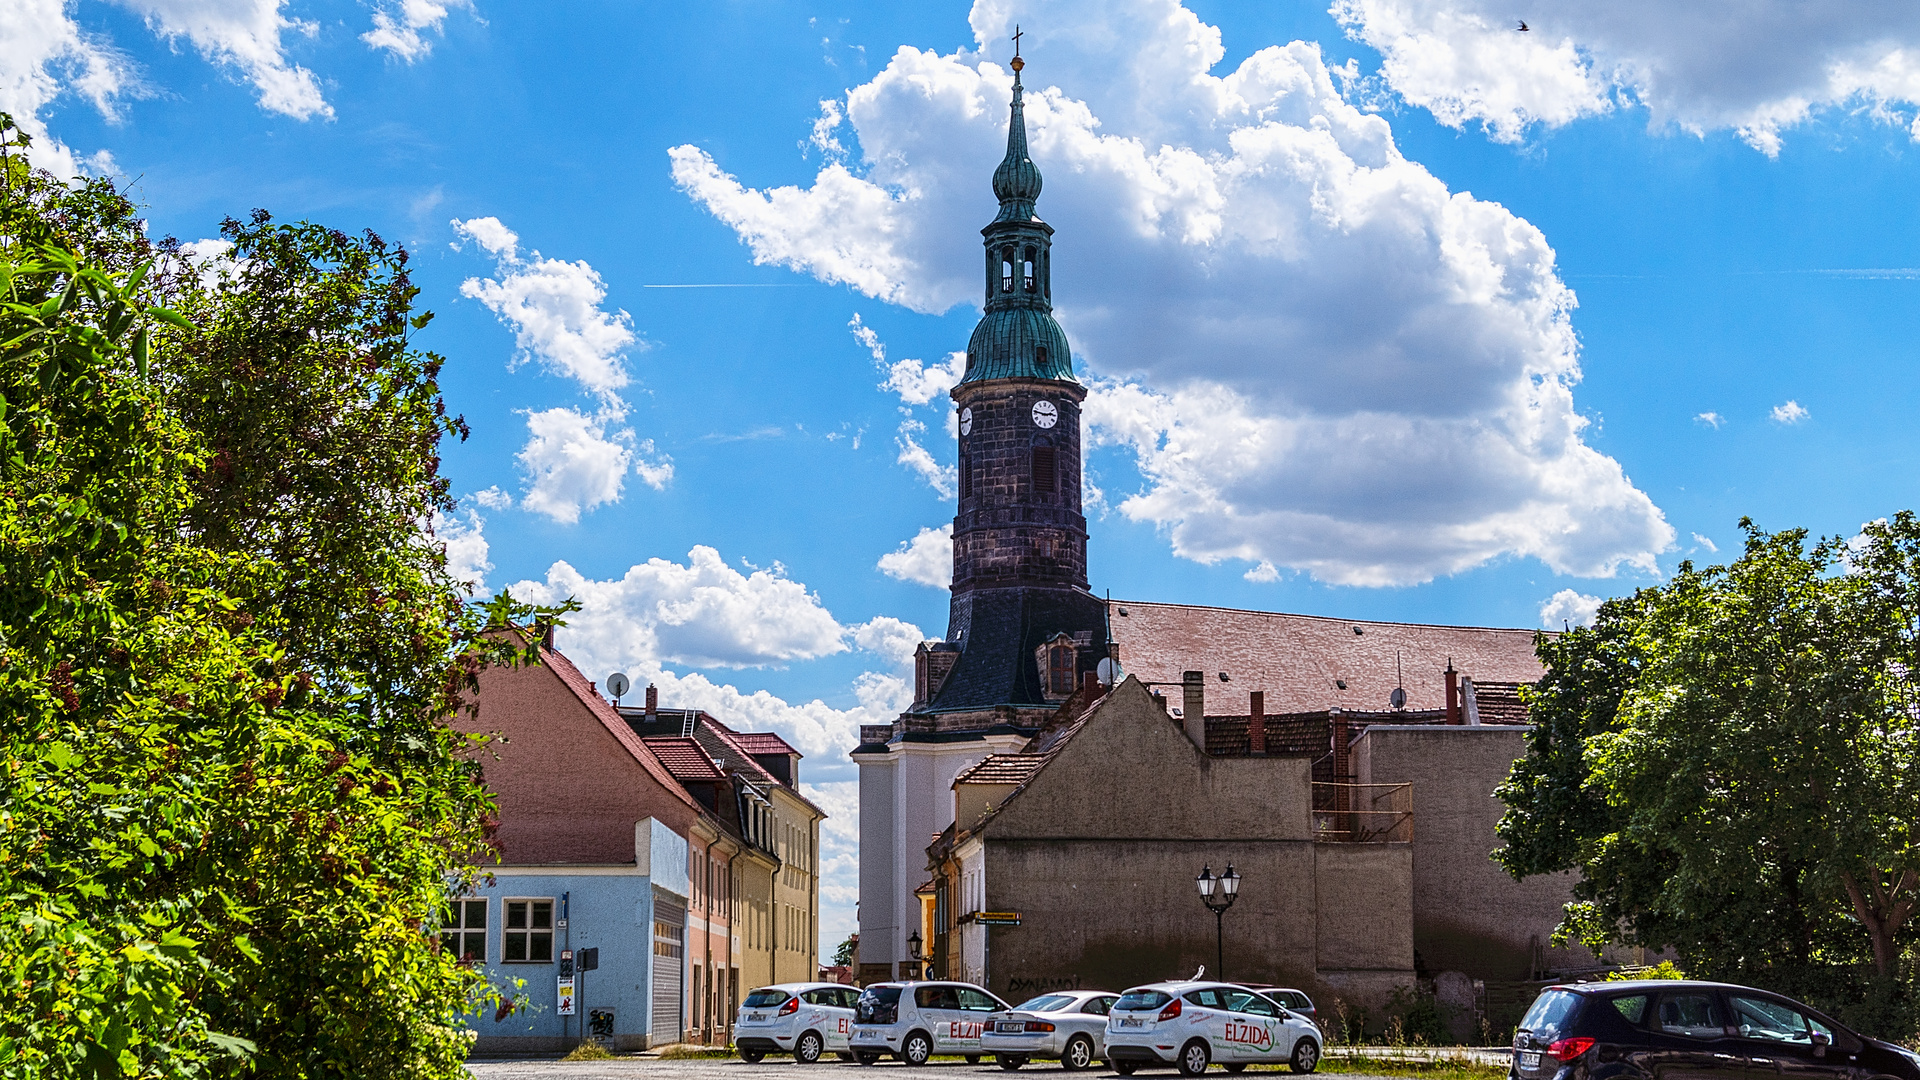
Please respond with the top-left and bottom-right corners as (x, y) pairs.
(1389, 686), (1407, 710)
(1096, 658), (1122, 686)
(606, 672), (631, 702)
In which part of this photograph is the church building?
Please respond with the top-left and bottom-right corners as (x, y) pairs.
(854, 57), (1615, 1026)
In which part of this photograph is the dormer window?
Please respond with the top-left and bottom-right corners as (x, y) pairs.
(1035, 633), (1078, 699)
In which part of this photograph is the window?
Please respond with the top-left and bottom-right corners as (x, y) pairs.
(959, 988), (1004, 1012)
(1002, 258), (1014, 292)
(1035, 346), (1047, 369)
(1610, 995), (1650, 1024)
(1184, 988), (1228, 1008)
(1228, 991), (1278, 1018)
(1023, 247), (1036, 290)
(1115, 990), (1171, 1012)
(1032, 446), (1056, 493)
(961, 455), (972, 497)
(502, 898), (553, 962)
(1016, 995), (1075, 1013)
(917, 985), (960, 1010)
(1087, 996), (1117, 1017)
(440, 898), (487, 963)
(1730, 996), (1825, 1045)
(1049, 642), (1076, 696)
(1519, 989), (1581, 1038)
(1656, 993), (1728, 1039)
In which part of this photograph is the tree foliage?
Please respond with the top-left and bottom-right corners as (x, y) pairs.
(0, 116), (557, 1076)
(1496, 517), (1920, 1034)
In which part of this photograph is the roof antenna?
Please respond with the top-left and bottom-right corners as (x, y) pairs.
(1389, 653), (1406, 711)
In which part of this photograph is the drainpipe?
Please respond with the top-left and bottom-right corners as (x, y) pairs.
(1249, 691), (1266, 755)
(724, 845), (740, 1047)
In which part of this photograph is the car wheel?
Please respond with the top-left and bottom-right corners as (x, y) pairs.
(1290, 1038), (1320, 1074)
(1179, 1040), (1211, 1077)
(1000, 1056), (1028, 1070)
(1062, 1036), (1095, 1072)
(902, 1032), (934, 1067)
(796, 1032), (825, 1064)
(741, 1049), (766, 1063)
(1113, 1063), (1137, 1076)
(856, 1051), (882, 1066)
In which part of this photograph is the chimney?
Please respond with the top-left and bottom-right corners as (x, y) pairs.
(1081, 670), (1099, 700)
(539, 618), (554, 650)
(1182, 670), (1206, 751)
(1444, 660), (1460, 725)
(645, 683), (658, 719)
(1461, 676), (1481, 726)
(1249, 691), (1266, 754)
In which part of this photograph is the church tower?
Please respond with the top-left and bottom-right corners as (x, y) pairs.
(913, 50), (1109, 719)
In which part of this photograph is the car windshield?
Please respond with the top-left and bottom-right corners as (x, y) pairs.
(861, 987), (902, 1007)
(1116, 990), (1172, 1012)
(1016, 995), (1075, 1013)
(1519, 990), (1582, 1037)
(744, 989), (790, 1008)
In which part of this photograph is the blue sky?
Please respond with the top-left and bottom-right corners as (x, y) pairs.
(15, 0), (1920, 956)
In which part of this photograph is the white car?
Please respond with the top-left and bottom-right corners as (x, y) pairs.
(1104, 981), (1321, 1076)
(849, 980), (1012, 1066)
(733, 982), (859, 1064)
(981, 989), (1121, 1070)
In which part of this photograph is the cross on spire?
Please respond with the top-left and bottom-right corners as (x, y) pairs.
(1011, 24), (1023, 57)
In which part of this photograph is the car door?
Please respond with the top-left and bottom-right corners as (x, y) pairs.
(1222, 989), (1284, 1062)
(804, 988), (851, 1050)
(918, 986), (965, 1052)
(1648, 990), (1746, 1080)
(1080, 995), (1118, 1053)
(1727, 994), (1851, 1080)
(956, 987), (1005, 1051)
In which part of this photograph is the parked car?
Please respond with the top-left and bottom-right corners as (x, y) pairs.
(982, 989), (1122, 1070)
(733, 982), (860, 1063)
(1105, 981), (1321, 1076)
(1510, 980), (1920, 1080)
(850, 980), (1012, 1065)
(1252, 988), (1318, 1025)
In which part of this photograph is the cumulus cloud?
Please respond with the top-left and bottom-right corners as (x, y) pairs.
(1540, 588), (1603, 629)
(363, 0), (473, 63)
(453, 216), (638, 400)
(470, 484), (513, 510)
(1333, 0), (1920, 155)
(1771, 400), (1810, 425)
(123, 0), (330, 120)
(516, 406), (639, 523)
(1690, 531), (1718, 553)
(1695, 411), (1725, 429)
(673, 0), (1672, 586)
(877, 524), (953, 588)
(0, 0), (141, 177)
(432, 506), (492, 595)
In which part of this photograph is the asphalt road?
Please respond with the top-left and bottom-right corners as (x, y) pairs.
(466, 1060), (1421, 1080)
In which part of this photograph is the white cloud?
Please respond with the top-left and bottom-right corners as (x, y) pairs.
(0, 0), (140, 177)
(674, 0), (1673, 587)
(453, 216), (637, 401)
(362, 0), (473, 63)
(1244, 560), (1281, 583)
(883, 351), (968, 408)
(1771, 399), (1810, 425)
(121, 0), (330, 120)
(433, 506), (492, 595)
(470, 484), (513, 510)
(1540, 588), (1603, 629)
(511, 547), (852, 671)
(1333, 0), (1920, 155)
(1695, 412), (1724, 429)
(849, 312), (885, 363)
(515, 406), (636, 524)
(1691, 532), (1718, 553)
(877, 524), (953, 588)
(810, 98), (847, 157)
(852, 615), (926, 667)
(894, 419), (956, 498)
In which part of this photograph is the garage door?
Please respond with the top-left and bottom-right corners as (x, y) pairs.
(651, 898), (685, 1045)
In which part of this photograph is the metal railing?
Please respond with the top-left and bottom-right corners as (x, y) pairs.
(1312, 782), (1412, 843)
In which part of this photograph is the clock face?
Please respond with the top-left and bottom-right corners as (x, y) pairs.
(960, 407), (973, 436)
(1031, 400), (1059, 429)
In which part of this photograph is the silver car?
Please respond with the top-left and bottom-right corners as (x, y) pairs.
(982, 990), (1121, 1071)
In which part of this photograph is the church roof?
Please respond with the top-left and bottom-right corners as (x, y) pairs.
(1107, 599), (1546, 716)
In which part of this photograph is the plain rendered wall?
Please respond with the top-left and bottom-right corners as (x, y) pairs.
(1352, 727), (1590, 981)
(975, 679), (1407, 1004)
(468, 870), (657, 1054)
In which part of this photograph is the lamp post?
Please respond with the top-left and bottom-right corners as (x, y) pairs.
(1195, 863), (1240, 979)
(907, 931), (923, 979)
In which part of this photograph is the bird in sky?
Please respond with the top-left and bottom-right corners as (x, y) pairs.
(1517, 20), (1530, 31)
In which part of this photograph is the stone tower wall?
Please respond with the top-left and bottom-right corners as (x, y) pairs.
(951, 377), (1089, 592)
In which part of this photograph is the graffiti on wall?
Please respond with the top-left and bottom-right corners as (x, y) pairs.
(1006, 974), (1083, 996)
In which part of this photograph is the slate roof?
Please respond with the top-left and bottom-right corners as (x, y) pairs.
(924, 585), (1109, 713)
(953, 754), (1047, 786)
(1108, 600), (1546, 717)
(642, 737), (726, 782)
(730, 732), (800, 757)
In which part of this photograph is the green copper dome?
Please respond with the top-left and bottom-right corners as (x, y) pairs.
(961, 59), (1076, 386)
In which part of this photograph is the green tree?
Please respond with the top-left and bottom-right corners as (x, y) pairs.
(834, 933), (858, 968)
(1496, 517), (1920, 1030)
(0, 116), (556, 1076)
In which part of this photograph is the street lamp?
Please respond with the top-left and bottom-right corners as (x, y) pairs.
(1195, 863), (1240, 979)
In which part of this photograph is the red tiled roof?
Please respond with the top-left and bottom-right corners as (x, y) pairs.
(1108, 600), (1545, 716)
(643, 737), (726, 782)
(953, 755), (1046, 786)
(730, 732), (800, 757)
(537, 643), (704, 815)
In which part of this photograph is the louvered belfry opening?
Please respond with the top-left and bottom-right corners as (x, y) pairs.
(1032, 444), (1056, 493)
